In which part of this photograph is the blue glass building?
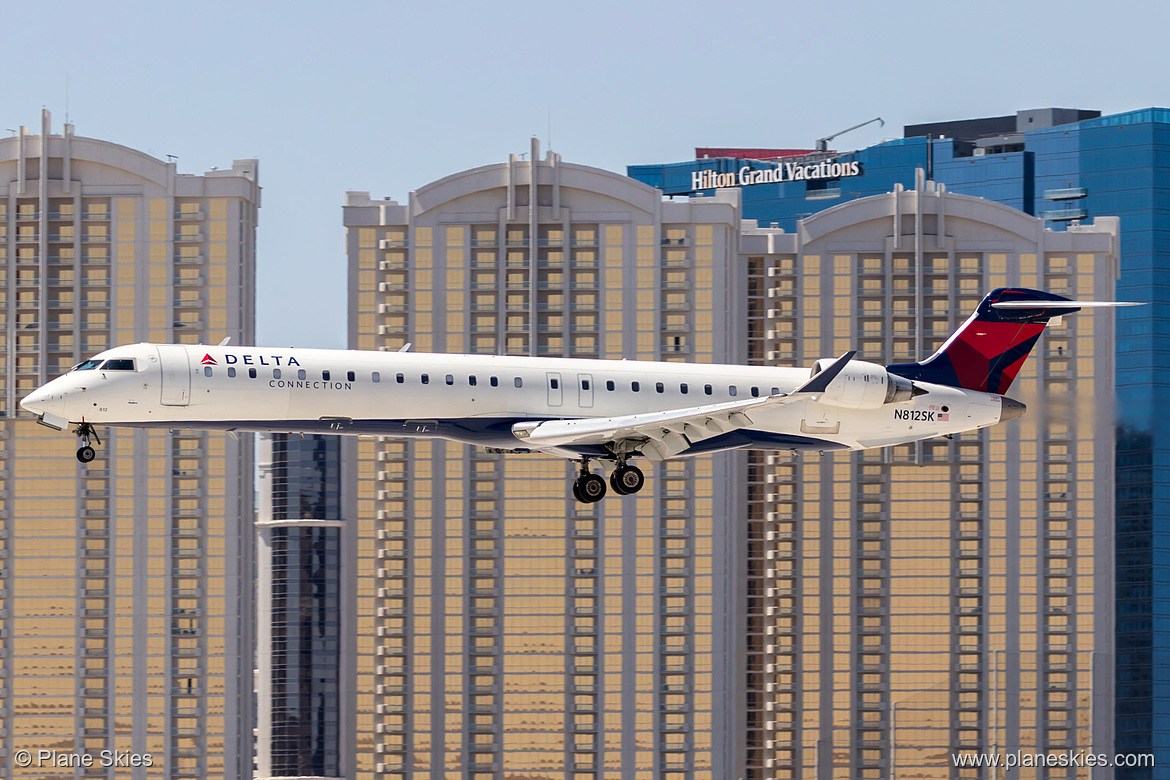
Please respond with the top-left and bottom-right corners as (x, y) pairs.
(631, 107), (1170, 778)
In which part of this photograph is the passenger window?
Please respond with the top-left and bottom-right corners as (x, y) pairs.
(581, 379), (590, 390)
(751, 387), (759, 398)
(228, 367), (236, 378)
(655, 382), (664, 394)
(347, 371), (355, 382)
(249, 368), (257, 379)
(396, 373), (404, 383)
(680, 383), (688, 394)
(490, 376), (498, 387)
(606, 380), (615, 391)
(273, 369), (281, 379)
(632, 381), (640, 392)
(372, 372), (381, 383)
(704, 384), (712, 395)
(446, 374), (454, 385)
(297, 369), (306, 380)
(204, 366), (213, 377)
(422, 374), (429, 384)
(514, 377), (523, 388)
(550, 378), (559, 389)
(771, 387), (779, 395)
(322, 370), (331, 381)
(469, 376), (477, 386)
(728, 386), (737, 397)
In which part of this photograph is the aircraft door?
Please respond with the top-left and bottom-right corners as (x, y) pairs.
(157, 345), (191, 406)
(577, 373), (594, 409)
(546, 372), (563, 407)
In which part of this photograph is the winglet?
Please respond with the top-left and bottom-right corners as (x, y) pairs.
(796, 351), (856, 395)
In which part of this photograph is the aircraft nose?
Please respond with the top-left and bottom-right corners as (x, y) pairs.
(999, 396), (1027, 423)
(20, 387), (48, 413)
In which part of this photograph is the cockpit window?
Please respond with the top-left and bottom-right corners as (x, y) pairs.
(73, 359), (103, 371)
(100, 359), (136, 371)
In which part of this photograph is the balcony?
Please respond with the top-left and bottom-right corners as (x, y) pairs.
(1044, 187), (1087, 200)
(1040, 208), (1087, 222)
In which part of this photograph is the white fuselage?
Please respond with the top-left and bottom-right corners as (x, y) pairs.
(20, 343), (1008, 456)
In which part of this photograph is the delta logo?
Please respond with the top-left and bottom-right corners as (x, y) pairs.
(200, 354), (217, 366)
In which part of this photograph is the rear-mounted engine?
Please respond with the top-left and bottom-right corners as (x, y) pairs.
(808, 358), (919, 409)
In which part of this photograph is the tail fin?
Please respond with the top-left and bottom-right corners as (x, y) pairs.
(886, 288), (1077, 394)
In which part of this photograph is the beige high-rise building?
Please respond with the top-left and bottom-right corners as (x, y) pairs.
(344, 148), (1117, 780)
(0, 111), (259, 779)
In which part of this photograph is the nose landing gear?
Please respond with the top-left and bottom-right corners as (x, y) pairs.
(73, 421), (100, 463)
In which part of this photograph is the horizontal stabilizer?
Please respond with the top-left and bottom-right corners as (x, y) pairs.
(991, 300), (1144, 309)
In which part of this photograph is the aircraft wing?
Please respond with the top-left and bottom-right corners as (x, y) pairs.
(511, 351), (856, 461)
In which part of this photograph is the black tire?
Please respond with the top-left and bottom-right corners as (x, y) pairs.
(77, 446), (96, 463)
(578, 473), (607, 503)
(611, 465), (645, 495)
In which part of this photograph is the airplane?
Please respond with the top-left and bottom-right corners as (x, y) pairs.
(19, 288), (1140, 503)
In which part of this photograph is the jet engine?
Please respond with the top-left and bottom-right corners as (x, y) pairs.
(807, 358), (917, 409)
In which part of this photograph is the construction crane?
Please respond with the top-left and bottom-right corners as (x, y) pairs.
(816, 117), (884, 152)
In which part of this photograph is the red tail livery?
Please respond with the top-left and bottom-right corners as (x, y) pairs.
(886, 288), (1078, 394)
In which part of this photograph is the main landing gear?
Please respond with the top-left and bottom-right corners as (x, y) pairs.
(571, 458), (646, 504)
(73, 421), (100, 463)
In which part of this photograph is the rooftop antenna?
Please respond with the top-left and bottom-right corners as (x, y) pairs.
(65, 74), (69, 123)
(547, 104), (552, 151)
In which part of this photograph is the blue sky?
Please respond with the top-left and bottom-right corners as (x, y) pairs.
(5, 0), (1166, 348)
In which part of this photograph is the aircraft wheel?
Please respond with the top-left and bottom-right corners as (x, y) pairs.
(77, 446), (96, 463)
(576, 473), (607, 503)
(610, 465), (645, 495)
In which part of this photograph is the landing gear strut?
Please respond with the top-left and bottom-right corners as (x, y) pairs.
(572, 460), (607, 504)
(73, 421), (100, 463)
